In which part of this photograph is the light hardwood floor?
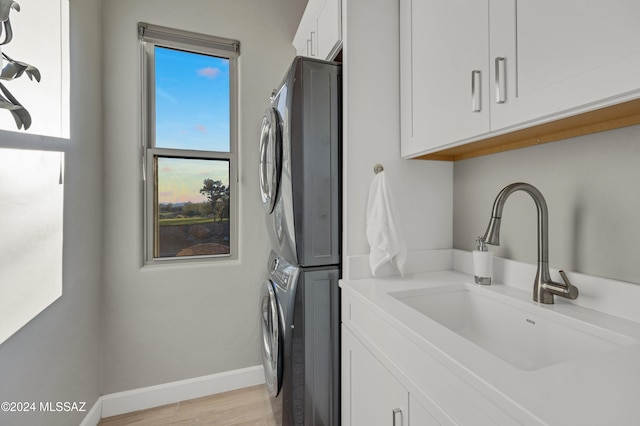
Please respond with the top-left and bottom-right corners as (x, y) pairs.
(98, 384), (279, 425)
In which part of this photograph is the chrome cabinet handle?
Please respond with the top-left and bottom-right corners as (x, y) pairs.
(310, 31), (317, 56)
(471, 70), (481, 112)
(392, 408), (403, 426)
(495, 57), (506, 104)
(306, 39), (312, 56)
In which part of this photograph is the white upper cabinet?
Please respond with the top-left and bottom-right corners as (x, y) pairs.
(293, 4), (316, 57)
(490, 0), (640, 130)
(400, 0), (490, 157)
(316, 0), (342, 59)
(293, 0), (342, 60)
(401, 0), (640, 158)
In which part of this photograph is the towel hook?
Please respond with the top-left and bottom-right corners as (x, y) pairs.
(373, 164), (384, 174)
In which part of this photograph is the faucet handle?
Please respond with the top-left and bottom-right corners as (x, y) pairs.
(559, 270), (579, 299)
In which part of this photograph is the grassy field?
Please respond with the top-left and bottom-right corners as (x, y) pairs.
(159, 217), (222, 226)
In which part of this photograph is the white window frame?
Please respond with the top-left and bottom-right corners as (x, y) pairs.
(139, 23), (239, 264)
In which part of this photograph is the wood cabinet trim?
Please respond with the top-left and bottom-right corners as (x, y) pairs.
(414, 98), (640, 161)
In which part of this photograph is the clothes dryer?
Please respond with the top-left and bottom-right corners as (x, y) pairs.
(259, 57), (341, 268)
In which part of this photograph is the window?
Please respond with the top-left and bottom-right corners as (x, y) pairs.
(139, 23), (239, 263)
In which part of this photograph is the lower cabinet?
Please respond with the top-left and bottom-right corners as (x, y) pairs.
(342, 327), (447, 425)
(409, 395), (442, 425)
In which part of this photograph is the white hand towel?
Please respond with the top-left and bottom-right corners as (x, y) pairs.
(366, 171), (407, 277)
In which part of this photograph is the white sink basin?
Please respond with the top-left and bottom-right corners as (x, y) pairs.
(391, 283), (635, 371)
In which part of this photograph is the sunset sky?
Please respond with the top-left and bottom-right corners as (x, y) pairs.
(157, 157), (229, 205)
(154, 46), (230, 204)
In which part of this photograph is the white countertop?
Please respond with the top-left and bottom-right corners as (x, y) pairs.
(341, 269), (640, 425)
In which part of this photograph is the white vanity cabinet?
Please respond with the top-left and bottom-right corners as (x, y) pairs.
(342, 327), (446, 426)
(342, 327), (408, 426)
(341, 283), (537, 425)
(400, 0), (640, 159)
(293, 0), (342, 60)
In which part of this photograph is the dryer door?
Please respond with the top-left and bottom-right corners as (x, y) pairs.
(259, 108), (282, 214)
(260, 279), (283, 397)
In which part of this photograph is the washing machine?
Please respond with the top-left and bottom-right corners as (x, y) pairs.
(260, 250), (340, 426)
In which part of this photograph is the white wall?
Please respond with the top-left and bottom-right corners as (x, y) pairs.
(342, 0), (453, 279)
(101, 0), (306, 394)
(454, 124), (640, 285)
(0, 0), (103, 425)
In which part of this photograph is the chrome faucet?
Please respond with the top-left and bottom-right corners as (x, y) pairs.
(482, 182), (579, 304)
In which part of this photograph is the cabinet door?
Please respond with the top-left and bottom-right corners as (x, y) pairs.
(293, 32), (310, 57)
(490, 0), (640, 130)
(342, 327), (408, 426)
(317, 0), (341, 60)
(293, 2), (319, 58)
(401, 0), (490, 157)
(410, 394), (455, 426)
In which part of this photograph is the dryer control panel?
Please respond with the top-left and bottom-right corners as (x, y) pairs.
(269, 252), (299, 291)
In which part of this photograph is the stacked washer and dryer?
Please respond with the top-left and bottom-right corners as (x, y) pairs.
(259, 57), (342, 426)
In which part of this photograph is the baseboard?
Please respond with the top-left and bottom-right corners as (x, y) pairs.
(79, 365), (265, 425)
(78, 397), (102, 426)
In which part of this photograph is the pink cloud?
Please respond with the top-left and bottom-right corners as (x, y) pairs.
(161, 166), (173, 173)
(197, 67), (221, 79)
(195, 124), (207, 134)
